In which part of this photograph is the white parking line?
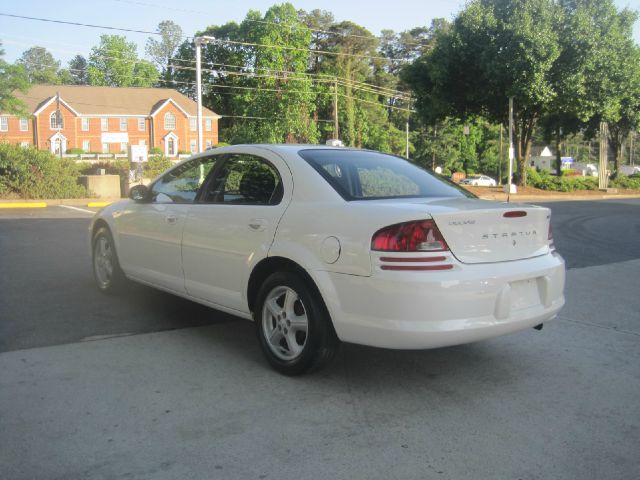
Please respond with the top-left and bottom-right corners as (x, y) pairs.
(58, 205), (96, 215)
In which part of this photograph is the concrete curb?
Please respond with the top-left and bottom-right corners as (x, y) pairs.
(0, 202), (48, 208)
(0, 198), (121, 208)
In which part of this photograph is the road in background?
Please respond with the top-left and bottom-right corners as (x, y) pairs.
(1, 200), (639, 480)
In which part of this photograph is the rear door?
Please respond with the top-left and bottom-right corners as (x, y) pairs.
(181, 149), (292, 312)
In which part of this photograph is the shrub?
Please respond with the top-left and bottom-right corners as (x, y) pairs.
(0, 143), (90, 198)
(66, 148), (85, 155)
(526, 167), (598, 192)
(610, 174), (640, 190)
(145, 155), (173, 179)
(149, 147), (163, 155)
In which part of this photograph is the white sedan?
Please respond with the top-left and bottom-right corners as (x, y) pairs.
(90, 145), (565, 375)
(460, 175), (497, 186)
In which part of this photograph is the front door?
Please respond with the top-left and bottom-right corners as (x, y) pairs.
(50, 134), (66, 155)
(115, 155), (219, 293)
(181, 150), (291, 313)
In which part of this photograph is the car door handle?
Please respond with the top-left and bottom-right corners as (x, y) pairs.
(165, 214), (178, 225)
(248, 219), (267, 231)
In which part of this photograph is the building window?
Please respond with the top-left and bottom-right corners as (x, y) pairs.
(205, 119), (212, 131)
(20, 141), (29, 148)
(102, 143), (109, 153)
(101, 118), (108, 131)
(50, 111), (63, 129)
(81, 117), (90, 131)
(190, 139), (197, 153)
(82, 140), (90, 152)
(120, 142), (128, 153)
(0, 116), (8, 132)
(138, 139), (146, 146)
(138, 118), (145, 131)
(20, 118), (29, 131)
(120, 117), (127, 131)
(164, 112), (176, 130)
(205, 140), (212, 149)
(189, 118), (196, 131)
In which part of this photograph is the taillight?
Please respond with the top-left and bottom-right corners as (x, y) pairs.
(371, 220), (449, 252)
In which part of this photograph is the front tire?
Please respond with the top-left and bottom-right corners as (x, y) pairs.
(255, 272), (338, 375)
(92, 226), (126, 294)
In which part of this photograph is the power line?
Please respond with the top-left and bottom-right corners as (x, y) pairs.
(110, 0), (432, 47)
(4, 34), (412, 99)
(0, 12), (410, 62)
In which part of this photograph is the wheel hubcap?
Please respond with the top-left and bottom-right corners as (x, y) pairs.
(262, 286), (308, 361)
(93, 236), (114, 288)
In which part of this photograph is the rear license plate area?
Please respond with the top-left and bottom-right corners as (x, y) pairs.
(510, 278), (541, 310)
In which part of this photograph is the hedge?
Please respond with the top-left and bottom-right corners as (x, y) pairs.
(0, 144), (90, 199)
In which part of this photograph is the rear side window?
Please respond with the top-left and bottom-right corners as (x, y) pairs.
(201, 154), (283, 205)
(299, 149), (474, 200)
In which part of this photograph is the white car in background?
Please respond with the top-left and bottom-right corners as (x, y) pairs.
(460, 175), (497, 186)
(90, 145), (565, 375)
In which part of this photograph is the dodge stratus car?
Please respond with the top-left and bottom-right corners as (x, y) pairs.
(90, 145), (565, 375)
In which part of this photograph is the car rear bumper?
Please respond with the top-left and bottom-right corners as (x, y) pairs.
(315, 253), (565, 349)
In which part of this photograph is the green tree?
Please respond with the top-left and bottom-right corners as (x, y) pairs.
(559, 0), (640, 177)
(68, 55), (88, 85)
(146, 20), (184, 82)
(404, 0), (563, 185)
(87, 35), (159, 87)
(16, 46), (61, 84)
(0, 41), (29, 114)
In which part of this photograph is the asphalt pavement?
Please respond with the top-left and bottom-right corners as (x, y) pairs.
(1, 200), (639, 479)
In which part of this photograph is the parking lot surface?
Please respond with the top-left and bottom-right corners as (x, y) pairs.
(1, 201), (639, 479)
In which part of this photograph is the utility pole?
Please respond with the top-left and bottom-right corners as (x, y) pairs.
(599, 122), (609, 190)
(499, 123), (503, 185)
(432, 122), (437, 170)
(194, 35), (215, 153)
(56, 91), (62, 160)
(405, 98), (410, 159)
(505, 97), (516, 196)
(333, 77), (339, 140)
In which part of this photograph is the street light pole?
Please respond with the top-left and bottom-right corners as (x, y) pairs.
(194, 36), (215, 153)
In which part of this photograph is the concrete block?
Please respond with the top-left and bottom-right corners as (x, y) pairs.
(78, 175), (121, 198)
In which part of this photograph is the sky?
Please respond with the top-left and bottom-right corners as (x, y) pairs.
(1, 0), (639, 65)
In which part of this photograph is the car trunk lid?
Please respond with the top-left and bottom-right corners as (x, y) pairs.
(428, 202), (550, 264)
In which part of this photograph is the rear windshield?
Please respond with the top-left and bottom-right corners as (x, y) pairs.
(299, 149), (474, 201)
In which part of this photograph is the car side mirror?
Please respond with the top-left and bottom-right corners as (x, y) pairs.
(129, 184), (152, 202)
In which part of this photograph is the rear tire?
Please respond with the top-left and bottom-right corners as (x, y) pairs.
(255, 272), (338, 375)
(92, 226), (126, 294)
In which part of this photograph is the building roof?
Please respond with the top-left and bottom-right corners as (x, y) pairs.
(11, 84), (220, 118)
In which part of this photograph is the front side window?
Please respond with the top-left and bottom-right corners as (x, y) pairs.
(152, 156), (219, 204)
(50, 111), (63, 129)
(164, 112), (176, 130)
(201, 154), (282, 205)
(20, 118), (29, 131)
(299, 149), (474, 201)
(81, 117), (89, 131)
(101, 118), (108, 131)
(0, 116), (8, 131)
(120, 117), (127, 131)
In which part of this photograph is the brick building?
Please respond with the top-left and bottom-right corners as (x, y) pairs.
(0, 85), (220, 157)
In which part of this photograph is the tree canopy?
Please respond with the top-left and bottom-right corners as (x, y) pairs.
(87, 35), (159, 87)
